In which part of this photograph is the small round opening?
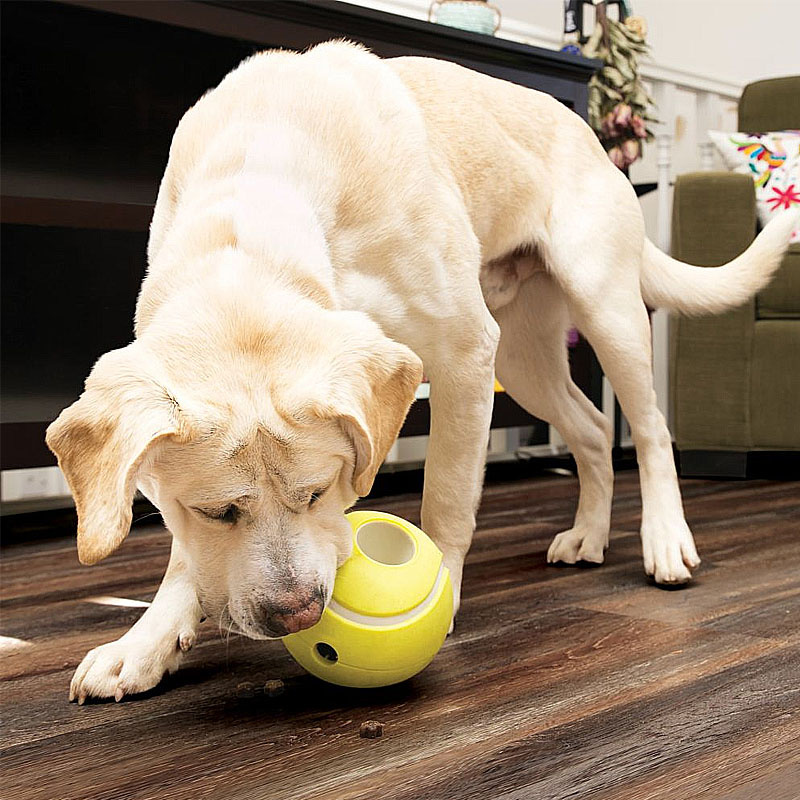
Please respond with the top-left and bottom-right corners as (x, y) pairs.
(315, 642), (338, 663)
(356, 521), (416, 565)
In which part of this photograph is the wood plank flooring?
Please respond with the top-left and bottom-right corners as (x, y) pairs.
(1, 469), (799, 800)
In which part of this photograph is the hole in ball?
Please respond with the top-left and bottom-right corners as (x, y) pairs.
(316, 642), (338, 663)
(356, 521), (416, 565)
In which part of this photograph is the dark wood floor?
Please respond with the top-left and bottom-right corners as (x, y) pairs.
(2, 469), (799, 800)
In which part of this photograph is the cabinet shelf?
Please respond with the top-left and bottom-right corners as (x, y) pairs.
(0, 167), (156, 230)
(1, 194), (153, 231)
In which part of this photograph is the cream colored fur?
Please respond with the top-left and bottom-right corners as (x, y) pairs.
(47, 42), (796, 702)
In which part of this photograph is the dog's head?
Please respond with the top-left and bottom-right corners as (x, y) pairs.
(46, 304), (422, 638)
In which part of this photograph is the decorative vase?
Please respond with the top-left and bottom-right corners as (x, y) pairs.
(429, 0), (502, 36)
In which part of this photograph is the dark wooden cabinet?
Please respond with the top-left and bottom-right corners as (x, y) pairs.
(0, 0), (599, 469)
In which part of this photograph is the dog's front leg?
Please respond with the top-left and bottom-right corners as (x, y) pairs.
(421, 314), (500, 625)
(70, 539), (203, 703)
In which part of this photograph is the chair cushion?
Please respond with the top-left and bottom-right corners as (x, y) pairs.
(758, 245), (800, 318)
(751, 319), (800, 447)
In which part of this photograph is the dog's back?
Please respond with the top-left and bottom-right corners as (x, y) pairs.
(158, 41), (615, 268)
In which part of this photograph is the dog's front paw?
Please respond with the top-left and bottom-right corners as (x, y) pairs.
(547, 526), (609, 565)
(641, 519), (701, 585)
(70, 631), (190, 704)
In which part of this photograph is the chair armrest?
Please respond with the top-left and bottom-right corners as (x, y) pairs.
(670, 173), (758, 451)
(671, 172), (757, 266)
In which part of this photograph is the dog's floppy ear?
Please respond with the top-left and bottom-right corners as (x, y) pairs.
(333, 337), (422, 496)
(45, 343), (187, 565)
(303, 325), (422, 497)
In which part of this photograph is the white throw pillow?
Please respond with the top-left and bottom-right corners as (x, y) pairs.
(708, 129), (800, 243)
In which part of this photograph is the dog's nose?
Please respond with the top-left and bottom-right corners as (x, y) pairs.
(261, 591), (324, 636)
(272, 601), (324, 634)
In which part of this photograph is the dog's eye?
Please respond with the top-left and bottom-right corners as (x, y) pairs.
(198, 505), (240, 524)
(308, 488), (328, 509)
(217, 505), (240, 524)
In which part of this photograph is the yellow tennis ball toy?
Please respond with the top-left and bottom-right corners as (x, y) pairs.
(282, 510), (453, 688)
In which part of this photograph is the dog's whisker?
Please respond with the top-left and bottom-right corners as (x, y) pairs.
(218, 603), (233, 640)
(226, 615), (238, 666)
(216, 601), (245, 665)
(132, 510), (163, 526)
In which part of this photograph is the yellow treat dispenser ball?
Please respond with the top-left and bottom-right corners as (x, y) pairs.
(282, 510), (453, 688)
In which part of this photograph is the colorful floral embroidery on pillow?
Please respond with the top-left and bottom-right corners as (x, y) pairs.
(708, 130), (800, 243)
(731, 135), (787, 187)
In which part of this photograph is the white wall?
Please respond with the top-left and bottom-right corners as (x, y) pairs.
(619, 0), (800, 86)
(378, 1), (800, 88)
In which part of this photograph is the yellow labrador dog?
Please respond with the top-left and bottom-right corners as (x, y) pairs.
(47, 42), (796, 703)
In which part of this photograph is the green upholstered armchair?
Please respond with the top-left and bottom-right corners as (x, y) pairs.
(671, 76), (800, 477)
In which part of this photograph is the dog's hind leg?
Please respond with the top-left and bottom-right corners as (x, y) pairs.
(493, 272), (615, 564)
(567, 289), (700, 583)
(545, 197), (701, 584)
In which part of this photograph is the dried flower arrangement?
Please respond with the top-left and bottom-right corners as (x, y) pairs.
(583, 9), (657, 169)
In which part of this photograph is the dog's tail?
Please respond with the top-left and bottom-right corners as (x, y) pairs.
(639, 209), (798, 316)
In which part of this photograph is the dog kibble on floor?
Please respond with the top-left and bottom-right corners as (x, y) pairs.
(235, 682), (256, 699)
(359, 720), (384, 739)
(264, 679), (285, 698)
